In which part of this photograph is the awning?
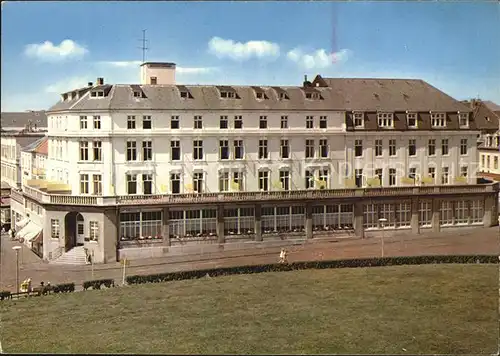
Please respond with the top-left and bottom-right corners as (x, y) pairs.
(19, 222), (42, 247)
(32, 231), (43, 245)
(16, 217), (30, 230)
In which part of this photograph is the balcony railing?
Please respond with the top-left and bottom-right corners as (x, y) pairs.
(10, 189), (24, 204)
(21, 182), (499, 207)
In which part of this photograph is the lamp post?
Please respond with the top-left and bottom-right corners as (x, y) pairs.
(378, 218), (387, 258)
(12, 246), (21, 294)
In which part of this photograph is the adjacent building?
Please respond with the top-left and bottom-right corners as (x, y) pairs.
(16, 63), (499, 264)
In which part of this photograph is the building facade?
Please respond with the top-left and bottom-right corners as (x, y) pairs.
(16, 65), (499, 264)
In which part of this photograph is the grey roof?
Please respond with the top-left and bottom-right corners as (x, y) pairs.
(1, 111), (48, 129)
(47, 77), (472, 113)
(483, 100), (500, 112)
(461, 100), (500, 131)
(21, 136), (47, 153)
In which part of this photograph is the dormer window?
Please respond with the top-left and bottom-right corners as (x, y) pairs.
(91, 91), (105, 98)
(62, 94), (68, 101)
(71, 92), (77, 100)
(353, 112), (364, 128)
(431, 113), (446, 128)
(97, 91), (104, 97)
(256, 92), (264, 99)
(305, 92), (321, 100)
(459, 113), (469, 128)
(377, 113), (394, 128)
(407, 113), (417, 128)
(133, 91), (142, 98)
(220, 91), (235, 99)
(279, 93), (289, 100)
(180, 91), (188, 98)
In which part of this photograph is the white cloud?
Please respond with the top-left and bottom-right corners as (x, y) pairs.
(99, 61), (143, 68)
(287, 48), (351, 70)
(24, 39), (88, 62)
(208, 37), (280, 61)
(44, 77), (90, 93)
(176, 66), (218, 74)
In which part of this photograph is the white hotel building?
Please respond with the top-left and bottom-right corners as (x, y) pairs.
(16, 62), (498, 264)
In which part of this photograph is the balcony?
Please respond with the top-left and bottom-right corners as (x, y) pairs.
(21, 182), (499, 207)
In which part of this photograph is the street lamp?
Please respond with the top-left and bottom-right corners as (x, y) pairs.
(378, 218), (387, 257)
(12, 246), (21, 294)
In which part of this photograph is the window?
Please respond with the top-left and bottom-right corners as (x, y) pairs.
(428, 139), (436, 156)
(170, 173), (181, 194)
(126, 174), (137, 194)
(305, 170), (315, 189)
(194, 115), (203, 129)
(375, 139), (383, 157)
(377, 113), (393, 128)
(441, 139), (449, 155)
(219, 140), (229, 160)
(396, 202), (411, 228)
(143, 141), (152, 161)
(93, 141), (102, 161)
(256, 92), (264, 99)
(258, 139), (268, 159)
(171, 116), (180, 129)
(459, 113), (469, 127)
(355, 169), (363, 188)
(487, 155), (491, 169)
(408, 139), (416, 156)
(193, 172), (204, 193)
(428, 167), (436, 182)
(279, 92), (288, 100)
(455, 201), (468, 225)
(305, 139), (315, 158)
(171, 141), (180, 161)
(234, 140), (244, 159)
(127, 116), (136, 129)
(142, 174), (153, 195)
(93, 116), (101, 129)
(281, 116), (288, 129)
(419, 201), (432, 227)
(79, 141), (89, 161)
(221, 91), (235, 99)
(354, 140), (363, 157)
(440, 201), (453, 226)
(441, 167), (449, 184)
(409, 167), (417, 181)
(143, 115), (152, 129)
(318, 169), (329, 189)
(180, 91), (189, 98)
(80, 174), (89, 194)
(319, 116), (327, 129)
(407, 113), (417, 128)
(389, 168), (396, 186)
(481, 154), (485, 168)
(363, 204), (377, 229)
(233, 172), (243, 191)
(495, 157), (499, 170)
(220, 116), (228, 129)
(150, 77), (157, 85)
(126, 141), (137, 161)
(89, 221), (99, 241)
(305, 92), (320, 100)
(460, 139), (467, 155)
(279, 170), (290, 190)
(319, 139), (328, 158)
(280, 139), (290, 159)
(259, 116), (267, 129)
(133, 91), (142, 98)
(218, 171), (230, 192)
(193, 140), (204, 160)
(92, 174), (102, 195)
(51, 219), (60, 239)
(431, 113), (446, 127)
(354, 113), (364, 127)
(375, 168), (383, 185)
(258, 171), (269, 191)
(234, 115), (243, 129)
(306, 116), (314, 129)
(471, 199), (484, 224)
(389, 139), (396, 156)
(460, 166), (468, 178)
(80, 116), (88, 129)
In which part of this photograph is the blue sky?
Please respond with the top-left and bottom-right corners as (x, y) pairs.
(1, 1), (499, 111)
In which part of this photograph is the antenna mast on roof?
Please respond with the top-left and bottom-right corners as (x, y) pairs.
(138, 29), (149, 64)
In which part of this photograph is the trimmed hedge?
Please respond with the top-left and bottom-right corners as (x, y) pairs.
(53, 283), (75, 293)
(83, 279), (115, 290)
(0, 291), (11, 300)
(126, 254), (499, 285)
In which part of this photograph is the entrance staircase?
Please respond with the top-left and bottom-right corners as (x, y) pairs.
(50, 246), (87, 265)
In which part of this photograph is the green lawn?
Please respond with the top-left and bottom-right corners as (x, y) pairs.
(1, 264), (498, 354)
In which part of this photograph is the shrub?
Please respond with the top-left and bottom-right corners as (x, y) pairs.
(125, 254), (498, 285)
(83, 279), (115, 290)
(53, 283), (75, 293)
(0, 291), (11, 300)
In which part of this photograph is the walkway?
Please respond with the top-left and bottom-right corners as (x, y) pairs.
(1, 227), (498, 292)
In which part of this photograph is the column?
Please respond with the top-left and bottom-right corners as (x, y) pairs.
(162, 207), (170, 246)
(353, 201), (364, 239)
(483, 194), (496, 228)
(305, 203), (313, 239)
(254, 204), (262, 242)
(411, 197), (420, 234)
(217, 205), (225, 244)
(431, 199), (441, 233)
(102, 207), (119, 264)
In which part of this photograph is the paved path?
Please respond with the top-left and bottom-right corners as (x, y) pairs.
(1, 227), (498, 292)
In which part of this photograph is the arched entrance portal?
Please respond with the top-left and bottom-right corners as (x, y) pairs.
(64, 212), (84, 251)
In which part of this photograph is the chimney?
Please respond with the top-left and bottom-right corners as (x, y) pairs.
(303, 74), (311, 87)
(96, 77), (104, 85)
(88, 82), (93, 87)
